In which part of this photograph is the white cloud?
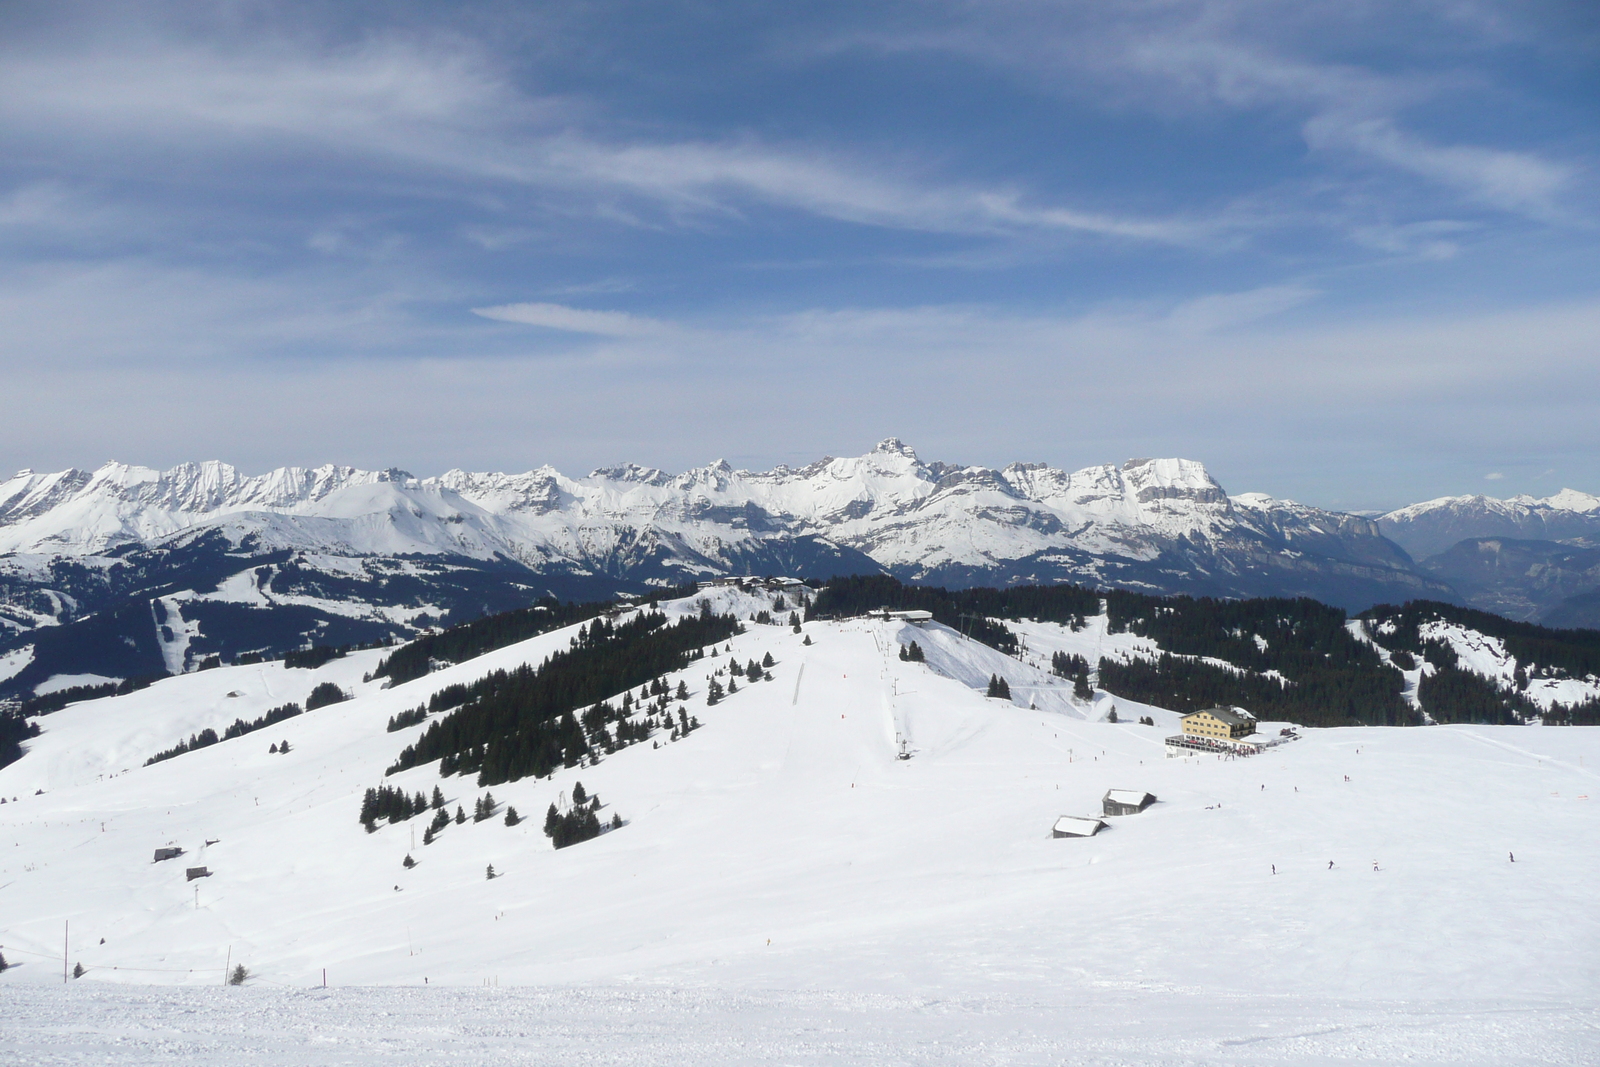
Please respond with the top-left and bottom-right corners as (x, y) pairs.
(1304, 114), (1573, 218)
(471, 302), (670, 337)
(845, 5), (1583, 226)
(3, 251), (1598, 505)
(1484, 472), (1506, 480)
(0, 34), (1222, 247)
(1163, 285), (1320, 334)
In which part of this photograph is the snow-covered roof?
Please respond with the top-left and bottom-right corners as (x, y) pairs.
(1104, 789), (1154, 806)
(1184, 706), (1253, 726)
(1052, 816), (1106, 837)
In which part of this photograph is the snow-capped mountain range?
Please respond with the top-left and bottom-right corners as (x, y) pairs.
(1377, 488), (1600, 560)
(2, 440), (1431, 586)
(3, 439), (1598, 700)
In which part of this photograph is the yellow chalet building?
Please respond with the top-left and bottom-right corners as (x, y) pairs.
(1180, 706), (1255, 741)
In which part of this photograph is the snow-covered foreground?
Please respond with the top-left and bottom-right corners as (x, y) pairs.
(3, 984), (1593, 1066)
(2, 593), (1598, 1062)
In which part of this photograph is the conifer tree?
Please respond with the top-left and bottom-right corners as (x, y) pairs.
(706, 678), (724, 705)
(746, 660), (762, 682)
(1074, 667), (1093, 701)
(573, 781), (587, 805)
(762, 651), (774, 668)
(432, 786), (445, 809)
(403, 853), (416, 868)
(423, 826), (435, 845)
(269, 742), (278, 753)
(986, 675), (1011, 699)
(455, 805), (466, 825)
(485, 865), (496, 880)
(73, 962), (85, 978)
(727, 677), (738, 694)
(802, 635), (812, 645)
(505, 806), (520, 826)
(789, 612), (801, 632)
(676, 680), (689, 701)
(545, 802), (560, 835)
(0, 950), (8, 973)
(230, 964), (248, 985)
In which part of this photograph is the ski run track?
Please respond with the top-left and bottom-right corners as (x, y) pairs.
(2, 587), (1596, 1065)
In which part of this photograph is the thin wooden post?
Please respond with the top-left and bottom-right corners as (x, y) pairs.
(224, 946), (231, 986)
(63, 920), (68, 983)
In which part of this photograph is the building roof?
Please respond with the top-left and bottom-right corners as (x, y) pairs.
(1104, 789), (1155, 806)
(864, 608), (934, 621)
(1052, 816), (1106, 837)
(1183, 706), (1253, 727)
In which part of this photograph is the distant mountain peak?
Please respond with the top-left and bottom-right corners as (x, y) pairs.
(872, 437), (918, 459)
(1544, 488), (1600, 513)
(1379, 487), (1600, 561)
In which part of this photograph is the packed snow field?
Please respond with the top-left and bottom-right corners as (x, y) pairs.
(2, 588), (1597, 1063)
(5, 985), (1595, 1065)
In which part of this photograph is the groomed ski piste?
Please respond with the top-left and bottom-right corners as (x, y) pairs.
(1, 587), (1597, 1065)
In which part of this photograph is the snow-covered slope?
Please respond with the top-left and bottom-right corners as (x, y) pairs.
(1, 595), (1594, 1017)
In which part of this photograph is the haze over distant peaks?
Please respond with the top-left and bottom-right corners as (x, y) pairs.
(1378, 488), (1600, 560)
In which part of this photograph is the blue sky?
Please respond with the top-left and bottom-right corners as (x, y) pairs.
(1, 0), (1596, 510)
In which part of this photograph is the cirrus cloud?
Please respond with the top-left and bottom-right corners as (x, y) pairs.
(471, 302), (672, 337)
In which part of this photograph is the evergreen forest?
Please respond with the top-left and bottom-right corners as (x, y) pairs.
(813, 576), (1600, 727)
(384, 604), (740, 786)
